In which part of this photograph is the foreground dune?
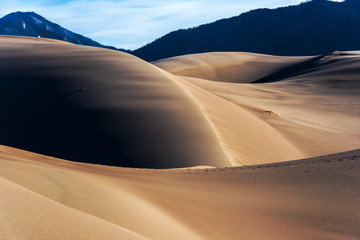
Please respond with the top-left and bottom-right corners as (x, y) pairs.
(0, 145), (359, 239)
(0, 177), (148, 240)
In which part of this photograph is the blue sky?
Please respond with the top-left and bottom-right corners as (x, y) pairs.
(0, 0), (344, 49)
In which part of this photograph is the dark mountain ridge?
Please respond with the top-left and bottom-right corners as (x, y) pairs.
(133, 0), (360, 61)
(0, 11), (121, 51)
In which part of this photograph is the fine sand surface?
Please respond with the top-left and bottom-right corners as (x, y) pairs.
(1, 37), (360, 239)
(1, 37), (359, 167)
(154, 51), (360, 164)
(0, 145), (359, 240)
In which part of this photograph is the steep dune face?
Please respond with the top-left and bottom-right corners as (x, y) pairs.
(1, 145), (359, 240)
(168, 73), (304, 165)
(0, 36), (229, 168)
(156, 51), (360, 161)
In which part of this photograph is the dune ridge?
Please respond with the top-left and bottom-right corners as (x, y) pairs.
(153, 52), (312, 83)
(171, 74), (304, 165)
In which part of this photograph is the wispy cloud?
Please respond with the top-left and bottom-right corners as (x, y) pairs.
(0, 0), (308, 49)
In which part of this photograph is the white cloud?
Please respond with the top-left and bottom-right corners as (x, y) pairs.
(0, 0), (307, 49)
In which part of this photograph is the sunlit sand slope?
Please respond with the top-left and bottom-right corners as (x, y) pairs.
(0, 145), (359, 240)
(156, 51), (360, 163)
(0, 177), (148, 240)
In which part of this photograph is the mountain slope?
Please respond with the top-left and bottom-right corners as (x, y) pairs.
(133, 0), (360, 61)
(0, 11), (119, 50)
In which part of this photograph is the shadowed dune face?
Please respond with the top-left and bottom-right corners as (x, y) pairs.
(0, 37), (229, 168)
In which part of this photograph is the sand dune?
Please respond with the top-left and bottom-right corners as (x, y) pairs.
(153, 52), (312, 83)
(0, 36), (229, 168)
(1, 37), (359, 167)
(156, 51), (360, 162)
(1, 37), (360, 239)
(167, 73), (305, 165)
(1, 145), (359, 239)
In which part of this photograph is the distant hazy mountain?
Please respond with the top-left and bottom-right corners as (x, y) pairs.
(133, 0), (360, 61)
(0, 11), (120, 50)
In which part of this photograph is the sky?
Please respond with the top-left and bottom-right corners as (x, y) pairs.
(0, 0), (345, 50)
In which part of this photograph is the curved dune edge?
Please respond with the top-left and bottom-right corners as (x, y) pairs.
(1, 145), (359, 240)
(153, 52), (312, 83)
(182, 76), (360, 159)
(155, 68), (234, 166)
(165, 72), (304, 165)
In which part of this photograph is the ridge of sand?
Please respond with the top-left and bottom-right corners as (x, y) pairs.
(0, 35), (74, 44)
(169, 74), (304, 165)
(156, 68), (234, 166)
(1, 145), (359, 240)
(179, 75), (360, 158)
(153, 52), (312, 83)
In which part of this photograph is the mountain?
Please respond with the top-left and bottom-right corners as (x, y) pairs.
(0, 11), (120, 50)
(133, 0), (360, 61)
